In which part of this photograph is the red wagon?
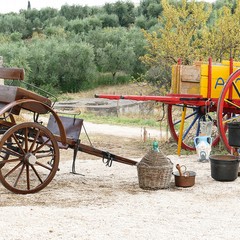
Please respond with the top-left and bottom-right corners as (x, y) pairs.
(96, 58), (240, 155)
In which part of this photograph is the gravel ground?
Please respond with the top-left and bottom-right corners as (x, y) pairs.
(0, 122), (240, 240)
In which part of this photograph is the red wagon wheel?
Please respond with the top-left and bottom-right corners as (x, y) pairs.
(0, 122), (59, 194)
(217, 69), (240, 152)
(167, 104), (220, 151)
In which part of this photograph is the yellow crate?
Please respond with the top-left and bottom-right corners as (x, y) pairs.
(171, 64), (201, 95)
(171, 60), (240, 98)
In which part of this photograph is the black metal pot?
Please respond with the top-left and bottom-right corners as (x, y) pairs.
(209, 155), (239, 181)
(228, 122), (240, 147)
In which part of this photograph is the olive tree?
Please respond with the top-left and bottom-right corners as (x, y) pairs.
(27, 38), (97, 93)
(87, 27), (138, 80)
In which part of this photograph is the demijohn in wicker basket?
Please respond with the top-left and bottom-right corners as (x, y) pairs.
(137, 144), (173, 190)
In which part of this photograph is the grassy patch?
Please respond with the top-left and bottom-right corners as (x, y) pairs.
(78, 112), (161, 128)
(59, 82), (157, 100)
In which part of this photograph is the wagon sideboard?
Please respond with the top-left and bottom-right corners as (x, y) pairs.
(171, 60), (240, 98)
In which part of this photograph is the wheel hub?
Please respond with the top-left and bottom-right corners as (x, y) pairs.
(24, 153), (37, 165)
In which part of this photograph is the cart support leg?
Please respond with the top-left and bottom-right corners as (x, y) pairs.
(71, 139), (84, 176)
(177, 106), (186, 156)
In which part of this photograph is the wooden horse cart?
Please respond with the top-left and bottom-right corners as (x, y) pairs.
(96, 58), (240, 155)
(0, 67), (137, 194)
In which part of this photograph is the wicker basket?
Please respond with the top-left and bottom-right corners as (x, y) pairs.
(137, 149), (173, 190)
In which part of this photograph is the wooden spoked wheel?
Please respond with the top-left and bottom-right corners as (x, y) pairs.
(167, 104), (220, 151)
(0, 122), (59, 194)
(217, 69), (240, 152)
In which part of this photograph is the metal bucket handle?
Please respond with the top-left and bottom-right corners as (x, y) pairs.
(179, 165), (192, 177)
(180, 165), (187, 173)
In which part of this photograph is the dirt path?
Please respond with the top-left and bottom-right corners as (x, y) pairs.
(83, 121), (164, 139)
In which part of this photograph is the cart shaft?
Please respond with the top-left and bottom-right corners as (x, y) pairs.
(77, 143), (138, 166)
(95, 94), (212, 106)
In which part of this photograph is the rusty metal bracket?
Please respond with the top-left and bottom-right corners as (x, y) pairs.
(102, 152), (113, 167)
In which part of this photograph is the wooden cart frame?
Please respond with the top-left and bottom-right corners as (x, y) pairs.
(0, 67), (137, 194)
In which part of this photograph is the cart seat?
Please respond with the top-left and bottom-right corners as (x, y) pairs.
(0, 85), (52, 114)
(0, 67), (51, 114)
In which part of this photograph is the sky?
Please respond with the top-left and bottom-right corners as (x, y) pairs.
(1, 0), (216, 14)
(1, 0), (139, 13)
